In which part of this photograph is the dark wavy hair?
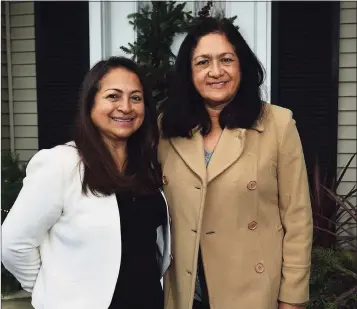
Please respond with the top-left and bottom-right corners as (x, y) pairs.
(74, 56), (162, 196)
(160, 17), (266, 138)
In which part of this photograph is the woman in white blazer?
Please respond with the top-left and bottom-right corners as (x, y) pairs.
(2, 56), (171, 309)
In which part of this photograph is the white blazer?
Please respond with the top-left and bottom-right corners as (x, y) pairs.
(1, 142), (171, 309)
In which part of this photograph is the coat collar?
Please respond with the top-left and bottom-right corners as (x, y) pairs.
(252, 118), (265, 133)
(169, 122), (264, 185)
(206, 127), (246, 183)
(169, 129), (207, 185)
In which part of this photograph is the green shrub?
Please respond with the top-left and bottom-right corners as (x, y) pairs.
(1, 152), (27, 294)
(308, 247), (357, 309)
(309, 152), (357, 308)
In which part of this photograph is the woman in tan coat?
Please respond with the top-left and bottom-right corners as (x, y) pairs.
(158, 18), (313, 309)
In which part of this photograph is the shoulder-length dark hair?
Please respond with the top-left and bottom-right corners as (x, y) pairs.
(160, 17), (266, 138)
(74, 56), (162, 196)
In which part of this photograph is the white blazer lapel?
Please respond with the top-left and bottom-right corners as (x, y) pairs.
(157, 189), (172, 281)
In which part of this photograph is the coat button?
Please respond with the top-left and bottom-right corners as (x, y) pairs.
(255, 263), (265, 273)
(247, 181), (257, 190)
(162, 176), (168, 185)
(170, 254), (174, 260)
(248, 221), (258, 230)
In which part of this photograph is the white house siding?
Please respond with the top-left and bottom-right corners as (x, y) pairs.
(9, 1), (39, 163)
(2, 3), (10, 152)
(338, 2), (357, 209)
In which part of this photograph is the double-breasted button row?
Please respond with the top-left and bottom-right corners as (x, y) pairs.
(255, 262), (265, 273)
(164, 176), (257, 190)
(248, 221), (258, 230)
(247, 180), (257, 190)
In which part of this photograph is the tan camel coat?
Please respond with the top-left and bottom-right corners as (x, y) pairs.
(158, 104), (313, 309)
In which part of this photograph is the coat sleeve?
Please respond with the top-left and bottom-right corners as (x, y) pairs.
(275, 109), (313, 304)
(2, 148), (65, 292)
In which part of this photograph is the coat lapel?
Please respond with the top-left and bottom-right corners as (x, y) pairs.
(207, 128), (247, 184)
(169, 122), (263, 185)
(170, 129), (207, 184)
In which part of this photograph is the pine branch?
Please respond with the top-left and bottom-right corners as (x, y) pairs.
(335, 285), (357, 305)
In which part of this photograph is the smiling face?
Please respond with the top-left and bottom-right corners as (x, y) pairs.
(90, 67), (145, 146)
(191, 33), (240, 107)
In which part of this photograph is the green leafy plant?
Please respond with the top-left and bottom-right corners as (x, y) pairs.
(308, 152), (357, 308)
(1, 152), (26, 223)
(308, 247), (357, 309)
(310, 152), (357, 249)
(1, 152), (26, 294)
(120, 1), (194, 106)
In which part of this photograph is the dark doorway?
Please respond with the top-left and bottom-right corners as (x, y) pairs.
(35, 1), (89, 149)
(271, 1), (340, 183)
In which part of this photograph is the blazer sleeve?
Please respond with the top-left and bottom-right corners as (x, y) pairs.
(2, 148), (65, 292)
(275, 110), (313, 304)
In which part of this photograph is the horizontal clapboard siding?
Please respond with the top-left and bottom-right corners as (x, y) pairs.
(338, 2), (356, 245)
(338, 2), (357, 198)
(1, 2), (10, 151)
(10, 1), (38, 162)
